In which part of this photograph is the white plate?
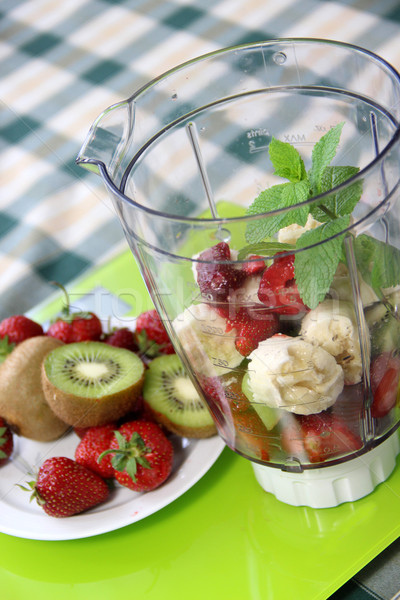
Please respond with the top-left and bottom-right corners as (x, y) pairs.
(0, 430), (225, 541)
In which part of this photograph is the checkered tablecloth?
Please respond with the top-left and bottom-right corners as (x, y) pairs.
(2, 1), (400, 598)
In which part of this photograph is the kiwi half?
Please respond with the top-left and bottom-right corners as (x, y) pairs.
(42, 341), (144, 428)
(142, 354), (217, 438)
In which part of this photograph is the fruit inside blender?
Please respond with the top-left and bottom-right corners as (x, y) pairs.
(164, 120), (400, 472)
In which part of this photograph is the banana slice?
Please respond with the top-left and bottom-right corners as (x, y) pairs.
(301, 299), (369, 384)
(278, 214), (322, 245)
(329, 263), (378, 307)
(247, 335), (344, 415)
(172, 303), (243, 377)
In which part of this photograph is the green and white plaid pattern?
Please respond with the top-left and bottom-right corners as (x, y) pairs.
(2, 1), (400, 598)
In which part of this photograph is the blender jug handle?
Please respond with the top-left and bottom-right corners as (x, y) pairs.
(75, 100), (133, 185)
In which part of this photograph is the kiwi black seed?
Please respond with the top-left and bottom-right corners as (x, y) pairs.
(41, 341), (145, 428)
(142, 354), (217, 438)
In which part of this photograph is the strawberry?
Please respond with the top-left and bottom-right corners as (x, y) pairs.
(242, 255), (266, 276)
(298, 413), (362, 463)
(23, 456), (109, 517)
(258, 253), (308, 315)
(0, 418), (13, 466)
(226, 307), (279, 356)
(370, 352), (400, 418)
(46, 283), (102, 343)
(47, 319), (73, 342)
(0, 315), (43, 345)
(135, 309), (174, 357)
(99, 420), (174, 492)
(105, 327), (137, 352)
(75, 423), (117, 478)
(196, 242), (245, 303)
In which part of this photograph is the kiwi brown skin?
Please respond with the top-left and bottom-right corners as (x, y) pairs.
(0, 336), (70, 441)
(41, 343), (145, 428)
(142, 401), (217, 439)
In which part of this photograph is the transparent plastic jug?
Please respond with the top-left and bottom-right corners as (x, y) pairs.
(77, 39), (400, 507)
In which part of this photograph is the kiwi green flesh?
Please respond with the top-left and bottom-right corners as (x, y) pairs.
(42, 342), (145, 428)
(241, 372), (280, 430)
(143, 354), (216, 437)
(43, 342), (144, 398)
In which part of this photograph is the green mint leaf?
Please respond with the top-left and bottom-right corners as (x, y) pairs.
(294, 215), (350, 309)
(309, 122), (344, 195)
(245, 180), (310, 243)
(353, 234), (400, 290)
(310, 166), (362, 222)
(237, 241), (295, 260)
(268, 137), (307, 182)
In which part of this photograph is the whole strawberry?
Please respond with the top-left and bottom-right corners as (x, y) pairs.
(46, 283), (102, 343)
(0, 418), (13, 466)
(99, 420), (174, 492)
(105, 327), (137, 352)
(75, 423), (117, 478)
(135, 309), (174, 357)
(23, 456), (109, 517)
(0, 315), (43, 345)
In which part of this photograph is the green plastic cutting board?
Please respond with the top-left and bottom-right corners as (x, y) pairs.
(1, 249), (400, 600)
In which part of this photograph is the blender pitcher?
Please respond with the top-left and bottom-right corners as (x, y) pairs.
(77, 39), (400, 508)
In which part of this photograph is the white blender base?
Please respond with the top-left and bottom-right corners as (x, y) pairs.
(252, 432), (400, 509)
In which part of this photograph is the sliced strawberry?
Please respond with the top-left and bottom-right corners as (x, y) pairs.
(226, 307), (279, 356)
(299, 413), (362, 463)
(263, 253), (295, 290)
(242, 255), (266, 276)
(196, 242), (245, 303)
(370, 352), (400, 418)
(258, 253), (308, 315)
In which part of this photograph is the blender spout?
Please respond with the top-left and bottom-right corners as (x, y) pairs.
(75, 99), (133, 184)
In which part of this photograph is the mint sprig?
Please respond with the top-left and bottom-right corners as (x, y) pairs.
(242, 123), (368, 309)
(308, 122), (344, 195)
(245, 181), (309, 242)
(294, 215), (351, 308)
